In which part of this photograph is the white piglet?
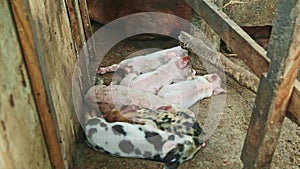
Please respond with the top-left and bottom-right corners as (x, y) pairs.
(85, 84), (196, 117)
(120, 56), (195, 94)
(157, 73), (226, 109)
(97, 46), (187, 75)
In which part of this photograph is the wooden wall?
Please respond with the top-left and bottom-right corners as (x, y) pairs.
(26, 1), (78, 167)
(0, 0), (91, 168)
(0, 1), (52, 169)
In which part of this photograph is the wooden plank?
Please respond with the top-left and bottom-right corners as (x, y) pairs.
(11, 0), (83, 168)
(0, 1), (51, 169)
(78, 0), (96, 64)
(25, 0), (80, 167)
(66, 0), (95, 95)
(65, 0), (88, 53)
(78, 0), (93, 39)
(10, 1), (66, 169)
(191, 0), (224, 50)
(241, 1), (300, 168)
(65, 0), (85, 53)
(186, 0), (300, 125)
(287, 81), (300, 124)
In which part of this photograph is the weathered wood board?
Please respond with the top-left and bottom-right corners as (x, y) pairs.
(0, 1), (51, 169)
(9, 0), (93, 167)
(25, 0), (80, 168)
(191, 0), (224, 50)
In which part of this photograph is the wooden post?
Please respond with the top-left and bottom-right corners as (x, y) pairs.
(185, 0), (300, 125)
(192, 0), (224, 51)
(241, 1), (300, 168)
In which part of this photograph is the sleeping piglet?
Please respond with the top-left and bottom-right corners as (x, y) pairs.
(85, 117), (205, 169)
(120, 56), (196, 94)
(157, 73), (226, 109)
(85, 84), (196, 117)
(97, 46), (187, 75)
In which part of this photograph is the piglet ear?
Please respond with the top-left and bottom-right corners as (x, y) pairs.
(181, 55), (190, 65)
(178, 55), (190, 68)
(204, 73), (218, 82)
(211, 74), (218, 81)
(213, 87), (227, 95)
(162, 141), (176, 155)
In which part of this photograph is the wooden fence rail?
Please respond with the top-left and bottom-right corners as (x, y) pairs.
(185, 0), (300, 125)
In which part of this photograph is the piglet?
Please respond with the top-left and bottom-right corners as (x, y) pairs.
(85, 117), (205, 169)
(85, 84), (196, 117)
(120, 56), (196, 94)
(119, 108), (204, 137)
(97, 46), (187, 74)
(157, 73), (226, 109)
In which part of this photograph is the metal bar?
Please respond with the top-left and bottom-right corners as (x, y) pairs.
(185, 0), (300, 125)
(241, 0), (300, 168)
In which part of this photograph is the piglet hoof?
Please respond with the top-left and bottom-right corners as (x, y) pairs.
(213, 87), (227, 96)
(96, 68), (107, 74)
(192, 69), (197, 76)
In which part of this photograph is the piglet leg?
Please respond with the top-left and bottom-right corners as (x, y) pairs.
(104, 109), (144, 125)
(96, 64), (120, 74)
(213, 87), (227, 95)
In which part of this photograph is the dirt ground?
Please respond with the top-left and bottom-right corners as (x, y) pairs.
(73, 36), (299, 169)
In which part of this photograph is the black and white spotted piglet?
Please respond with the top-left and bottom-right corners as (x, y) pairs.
(85, 117), (205, 169)
(120, 108), (204, 137)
